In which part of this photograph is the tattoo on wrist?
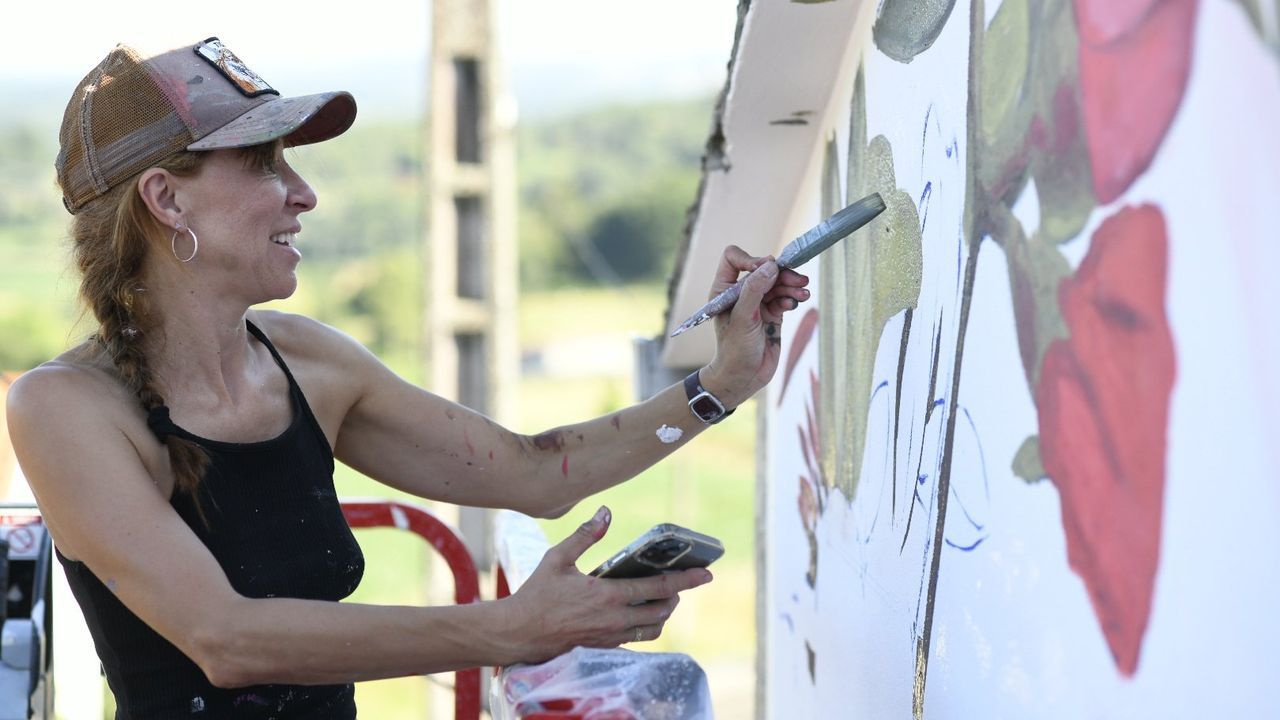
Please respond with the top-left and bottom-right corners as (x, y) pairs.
(765, 322), (781, 346)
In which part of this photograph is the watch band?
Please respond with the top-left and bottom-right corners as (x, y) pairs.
(684, 370), (735, 424)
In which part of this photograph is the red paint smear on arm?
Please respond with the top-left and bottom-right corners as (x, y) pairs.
(561, 454), (569, 478)
(778, 308), (819, 405)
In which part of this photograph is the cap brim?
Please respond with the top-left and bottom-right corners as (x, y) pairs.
(186, 91), (356, 151)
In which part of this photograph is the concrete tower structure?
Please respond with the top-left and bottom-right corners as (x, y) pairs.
(426, 0), (518, 566)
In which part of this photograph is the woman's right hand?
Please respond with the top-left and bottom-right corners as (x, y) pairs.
(502, 506), (713, 664)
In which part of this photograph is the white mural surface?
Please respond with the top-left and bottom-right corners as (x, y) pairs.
(764, 0), (1280, 716)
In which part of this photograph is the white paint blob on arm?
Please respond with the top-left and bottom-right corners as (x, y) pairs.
(656, 424), (684, 444)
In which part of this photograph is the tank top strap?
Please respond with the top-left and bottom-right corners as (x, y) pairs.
(245, 319), (334, 467)
(146, 404), (184, 441)
(246, 319), (302, 390)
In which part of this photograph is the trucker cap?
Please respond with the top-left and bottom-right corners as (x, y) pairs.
(56, 37), (357, 214)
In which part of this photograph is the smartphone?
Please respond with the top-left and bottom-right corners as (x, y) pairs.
(588, 523), (724, 579)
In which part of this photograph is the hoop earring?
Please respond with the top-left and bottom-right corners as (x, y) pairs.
(171, 225), (198, 263)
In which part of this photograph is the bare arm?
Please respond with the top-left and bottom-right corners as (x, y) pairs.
(5, 366), (706, 687)
(331, 246), (810, 517)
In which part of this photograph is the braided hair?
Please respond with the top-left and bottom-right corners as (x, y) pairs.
(68, 150), (210, 512)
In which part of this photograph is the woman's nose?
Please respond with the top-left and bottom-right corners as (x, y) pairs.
(286, 167), (318, 213)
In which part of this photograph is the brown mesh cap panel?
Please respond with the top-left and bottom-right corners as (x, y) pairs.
(56, 45), (193, 213)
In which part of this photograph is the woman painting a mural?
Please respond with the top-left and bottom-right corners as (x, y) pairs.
(4, 38), (811, 717)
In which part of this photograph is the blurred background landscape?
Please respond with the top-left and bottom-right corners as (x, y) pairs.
(1, 2), (756, 716)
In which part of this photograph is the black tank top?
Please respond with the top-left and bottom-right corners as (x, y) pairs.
(57, 320), (365, 718)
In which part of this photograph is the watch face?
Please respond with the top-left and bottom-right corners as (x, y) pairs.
(690, 392), (725, 422)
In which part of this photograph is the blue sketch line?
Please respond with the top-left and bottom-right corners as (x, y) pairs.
(865, 380), (892, 541)
(947, 482), (984, 532)
(940, 403), (984, 532)
(920, 104), (932, 173)
(919, 181), (933, 234)
(945, 535), (988, 552)
(961, 406), (991, 501)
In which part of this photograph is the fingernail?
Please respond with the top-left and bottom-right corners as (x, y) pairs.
(787, 298), (798, 310)
(757, 261), (778, 278)
(800, 288), (810, 298)
(593, 506), (611, 526)
(696, 569), (713, 584)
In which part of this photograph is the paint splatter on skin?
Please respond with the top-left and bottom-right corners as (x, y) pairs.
(656, 425), (684, 444)
(561, 455), (570, 478)
(530, 430), (566, 452)
(765, 323), (782, 347)
(463, 427), (475, 457)
(873, 0), (959, 63)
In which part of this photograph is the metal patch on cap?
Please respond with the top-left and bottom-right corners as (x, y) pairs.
(193, 37), (278, 98)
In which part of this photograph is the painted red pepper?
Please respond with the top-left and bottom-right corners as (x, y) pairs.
(1074, 0), (1200, 202)
(1036, 204), (1176, 675)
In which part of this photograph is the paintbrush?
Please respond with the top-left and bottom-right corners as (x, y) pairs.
(670, 192), (887, 337)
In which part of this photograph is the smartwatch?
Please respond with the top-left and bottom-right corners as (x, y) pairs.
(684, 370), (735, 424)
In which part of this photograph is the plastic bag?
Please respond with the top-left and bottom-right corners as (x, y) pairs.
(491, 646), (713, 720)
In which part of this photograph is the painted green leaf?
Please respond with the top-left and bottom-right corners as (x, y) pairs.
(1026, 0), (1095, 244)
(1233, 0), (1280, 56)
(1011, 435), (1046, 483)
(979, 0), (1031, 150)
(873, 0), (959, 63)
(976, 0), (1095, 241)
(1003, 218), (1072, 391)
(975, 0), (1034, 207)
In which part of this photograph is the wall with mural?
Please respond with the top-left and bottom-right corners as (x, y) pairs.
(765, 0), (1280, 715)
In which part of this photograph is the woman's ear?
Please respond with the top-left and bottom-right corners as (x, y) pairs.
(136, 168), (181, 229)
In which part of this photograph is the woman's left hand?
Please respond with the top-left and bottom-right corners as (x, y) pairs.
(701, 244), (811, 408)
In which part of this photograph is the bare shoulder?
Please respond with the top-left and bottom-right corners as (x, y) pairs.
(6, 345), (131, 427)
(245, 310), (389, 431)
(248, 309), (375, 367)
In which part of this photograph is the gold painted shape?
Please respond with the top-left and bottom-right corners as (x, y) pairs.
(819, 87), (923, 498)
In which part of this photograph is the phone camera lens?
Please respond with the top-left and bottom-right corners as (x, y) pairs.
(641, 539), (690, 566)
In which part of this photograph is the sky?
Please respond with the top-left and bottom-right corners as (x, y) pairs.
(0, 0), (740, 120)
